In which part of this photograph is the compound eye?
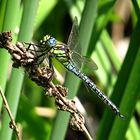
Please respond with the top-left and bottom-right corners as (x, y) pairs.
(47, 37), (56, 47)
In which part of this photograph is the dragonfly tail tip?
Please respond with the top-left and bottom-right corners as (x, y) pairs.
(119, 113), (125, 120)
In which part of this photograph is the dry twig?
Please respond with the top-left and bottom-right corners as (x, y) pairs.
(0, 87), (21, 140)
(0, 32), (94, 140)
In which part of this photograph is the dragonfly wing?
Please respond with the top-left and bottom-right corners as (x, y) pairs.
(72, 51), (98, 72)
(81, 56), (98, 70)
(71, 51), (82, 69)
(67, 17), (98, 73)
(67, 17), (81, 53)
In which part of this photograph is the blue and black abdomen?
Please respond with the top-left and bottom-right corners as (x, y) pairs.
(65, 62), (124, 119)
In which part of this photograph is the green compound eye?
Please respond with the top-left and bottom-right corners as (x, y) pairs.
(47, 37), (56, 47)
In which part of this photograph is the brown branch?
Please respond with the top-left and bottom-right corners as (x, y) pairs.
(0, 32), (94, 140)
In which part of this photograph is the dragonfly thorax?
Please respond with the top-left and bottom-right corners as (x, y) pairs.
(40, 35), (56, 47)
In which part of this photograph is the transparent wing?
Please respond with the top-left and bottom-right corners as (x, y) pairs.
(67, 16), (81, 52)
(67, 17), (98, 72)
(67, 16), (82, 68)
(72, 51), (98, 71)
(71, 51), (82, 69)
(81, 56), (98, 70)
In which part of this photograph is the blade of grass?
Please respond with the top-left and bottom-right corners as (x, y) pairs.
(0, 0), (20, 108)
(35, 0), (58, 30)
(136, 101), (140, 115)
(132, 0), (140, 17)
(50, 1), (98, 140)
(92, 42), (112, 88)
(126, 117), (140, 140)
(100, 30), (121, 71)
(98, 30), (122, 94)
(0, 0), (7, 31)
(97, 17), (140, 140)
(108, 40), (140, 140)
(87, 0), (116, 56)
(0, 1), (39, 140)
(68, 0), (85, 20)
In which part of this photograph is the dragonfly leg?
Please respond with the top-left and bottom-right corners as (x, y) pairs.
(24, 42), (35, 51)
(46, 56), (54, 83)
(33, 51), (47, 66)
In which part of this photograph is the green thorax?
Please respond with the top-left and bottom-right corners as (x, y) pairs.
(40, 35), (72, 66)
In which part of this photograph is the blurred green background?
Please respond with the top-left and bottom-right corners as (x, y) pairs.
(0, 0), (140, 140)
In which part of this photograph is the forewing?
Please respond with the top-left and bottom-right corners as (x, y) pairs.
(67, 17), (81, 53)
(67, 17), (98, 73)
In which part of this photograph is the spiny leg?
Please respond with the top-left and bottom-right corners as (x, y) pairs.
(25, 42), (41, 51)
(46, 56), (54, 83)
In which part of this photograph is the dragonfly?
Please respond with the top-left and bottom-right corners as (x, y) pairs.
(32, 17), (124, 119)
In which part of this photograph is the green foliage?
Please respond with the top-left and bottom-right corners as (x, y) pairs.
(0, 0), (140, 140)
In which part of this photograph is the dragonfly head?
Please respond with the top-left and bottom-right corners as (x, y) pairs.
(40, 35), (56, 47)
